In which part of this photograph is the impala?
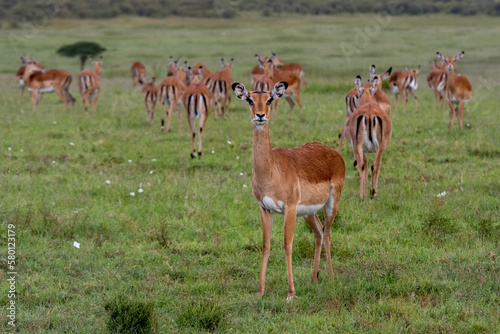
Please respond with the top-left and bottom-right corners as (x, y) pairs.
(388, 65), (421, 112)
(183, 67), (212, 158)
(251, 53), (305, 86)
(251, 55), (274, 93)
(211, 58), (233, 119)
(266, 60), (303, 116)
(77, 56), (102, 112)
(22, 64), (75, 114)
(192, 63), (214, 89)
(340, 65), (391, 151)
(437, 51), (472, 129)
(131, 62), (146, 87)
(427, 59), (446, 108)
(159, 59), (187, 132)
(17, 55), (44, 102)
(232, 81), (345, 300)
(341, 76), (392, 199)
(142, 77), (159, 122)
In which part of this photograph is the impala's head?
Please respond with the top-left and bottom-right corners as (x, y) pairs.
(355, 75), (378, 106)
(437, 51), (464, 72)
(232, 81), (288, 129)
(368, 65), (392, 87)
(270, 52), (285, 66)
(221, 58), (234, 70)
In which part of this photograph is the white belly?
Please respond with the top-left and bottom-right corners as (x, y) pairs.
(258, 196), (327, 217)
(39, 87), (55, 93)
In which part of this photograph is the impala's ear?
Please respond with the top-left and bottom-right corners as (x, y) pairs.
(369, 65), (376, 82)
(198, 66), (204, 82)
(355, 75), (363, 90)
(405, 66), (409, 71)
(455, 51), (465, 61)
(271, 81), (287, 98)
(168, 56), (173, 65)
(436, 52), (445, 62)
(370, 77), (379, 96)
(267, 81), (287, 105)
(188, 67), (194, 83)
(380, 67), (392, 80)
(416, 64), (421, 73)
(232, 82), (250, 101)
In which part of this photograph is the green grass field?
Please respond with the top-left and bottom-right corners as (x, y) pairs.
(1, 14), (499, 333)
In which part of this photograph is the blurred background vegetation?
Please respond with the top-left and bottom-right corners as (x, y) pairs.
(0, 0), (499, 24)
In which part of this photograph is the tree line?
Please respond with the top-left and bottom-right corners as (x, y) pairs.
(1, 0), (499, 23)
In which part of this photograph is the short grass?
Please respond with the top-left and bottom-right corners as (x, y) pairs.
(0, 14), (499, 333)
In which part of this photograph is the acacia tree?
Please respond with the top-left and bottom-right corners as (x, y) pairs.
(57, 41), (106, 70)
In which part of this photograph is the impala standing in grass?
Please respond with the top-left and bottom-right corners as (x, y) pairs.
(389, 65), (421, 112)
(22, 63), (75, 114)
(142, 77), (159, 122)
(437, 51), (472, 129)
(159, 59), (187, 132)
(340, 65), (391, 151)
(341, 76), (392, 199)
(232, 81), (345, 300)
(77, 56), (102, 112)
(184, 67), (211, 158)
(211, 58), (233, 119)
(131, 61), (146, 87)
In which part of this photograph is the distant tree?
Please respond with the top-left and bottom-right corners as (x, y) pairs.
(57, 41), (106, 70)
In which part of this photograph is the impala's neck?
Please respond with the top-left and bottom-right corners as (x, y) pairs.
(253, 124), (276, 180)
(94, 63), (102, 76)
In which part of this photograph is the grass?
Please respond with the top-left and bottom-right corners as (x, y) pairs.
(0, 14), (499, 333)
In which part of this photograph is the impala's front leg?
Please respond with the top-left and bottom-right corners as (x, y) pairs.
(258, 206), (273, 296)
(283, 205), (297, 300)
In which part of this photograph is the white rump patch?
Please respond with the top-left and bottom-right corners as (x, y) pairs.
(19, 79), (25, 86)
(409, 81), (418, 90)
(390, 85), (399, 94)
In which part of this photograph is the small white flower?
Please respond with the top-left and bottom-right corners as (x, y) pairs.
(243, 184), (248, 188)
(69, 142), (75, 146)
(138, 189), (144, 193)
(20, 149), (23, 152)
(227, 141), (232, 145)
(73, 210), (78, 214)
(52, 161), (56, 164)
(236, 156), (239, 160)
(150, 170), (153, 174)
(53, 121), (57, 125)
(152, 159), (157, 162)
(128, 160), (132, 163)
(437, 191), (447, 198)
(8, 147), (11, 151)
(105, 180), (111, 184)
(73, 241), (80, 249)
(240, 173), (244, 176)
(130, 192), (135, 196)
(211, 150), (215, 154)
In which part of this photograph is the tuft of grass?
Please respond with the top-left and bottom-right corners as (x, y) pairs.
(176, 299), (225, 332)
(105, 297), (155, 334)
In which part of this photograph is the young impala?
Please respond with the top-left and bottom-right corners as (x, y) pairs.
(232, 81), (345, 300)
(341, 76), (393, 199)
(389, 65), (421, 112)
(159, 59), (187, 132)
(427, 59), (446, 108)
(131, 62), (146, 87)
(183, 67), (212, 158)
(339, 65), (391, 151)
(436, 51), (472, 129)
(22, 63), (75, 114)
(142, 77), (159, 122)
(77, 56), (102, 112)
(211, 58), (233, 119)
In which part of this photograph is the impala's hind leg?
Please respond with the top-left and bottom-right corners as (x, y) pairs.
(304, 213), (324, 283)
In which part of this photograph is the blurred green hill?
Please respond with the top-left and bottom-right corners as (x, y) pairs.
(1, 0), (499, 23)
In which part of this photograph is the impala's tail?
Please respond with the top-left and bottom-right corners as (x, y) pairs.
(356, 115), (383, 153)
